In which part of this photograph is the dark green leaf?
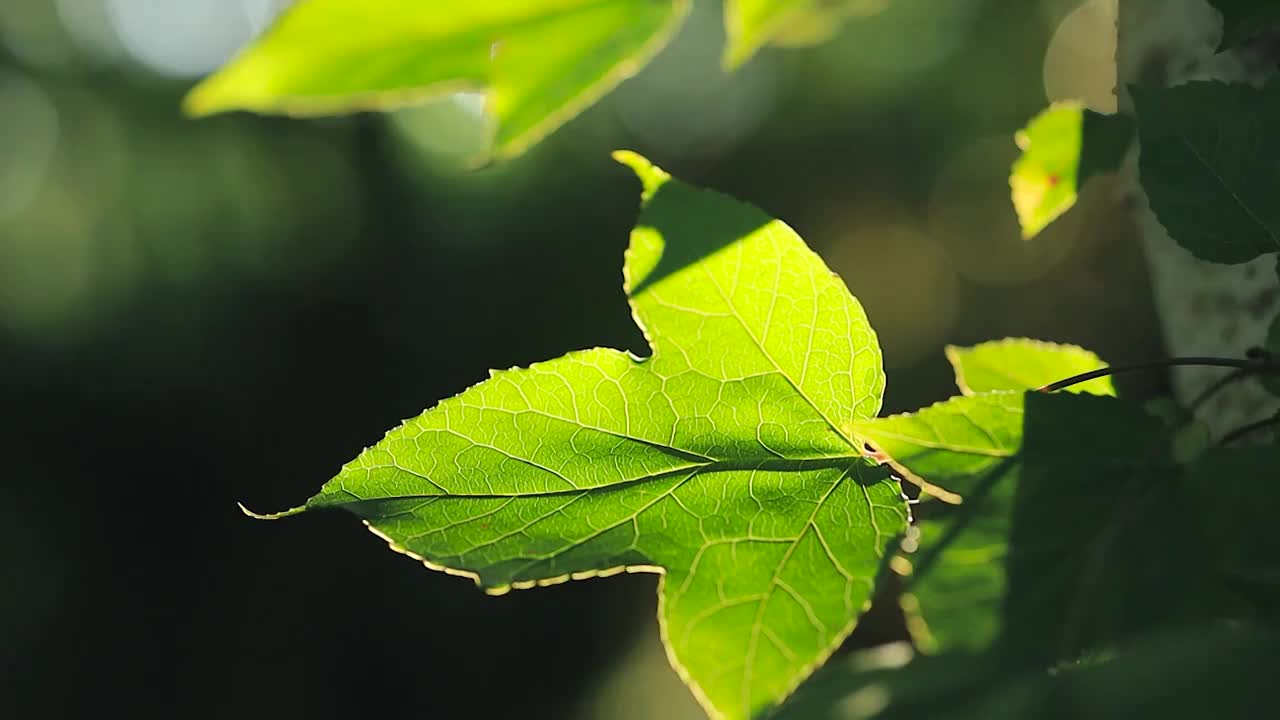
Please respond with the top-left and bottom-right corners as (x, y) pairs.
(774, 623), (1280, 720)
(1182, 446), (1280, 607)
(1210, 0), (1280, 49)
(857, 391), (1202, 661)
(1266, 262), (1280, 395)
(254, 152), (906, 720)
(1132, 79), (1280, 263)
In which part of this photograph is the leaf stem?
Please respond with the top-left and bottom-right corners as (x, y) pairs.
(907, 458), (1016, 586)
(1188, 367), (1253, 412)
(1038, 356), (1276, 393)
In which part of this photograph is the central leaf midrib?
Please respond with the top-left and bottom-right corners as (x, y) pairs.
(324, 455), (867, 504)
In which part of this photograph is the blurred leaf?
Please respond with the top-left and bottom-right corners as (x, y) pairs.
(1210, 0), (1280, 49)
(1266, 263), (1280, 396)
(773, 645), (1033, 720)
(1010, 103), (1132, 239)
(1183, 446), (1280, 605)
(774, 623), (1280, 720)
(184, 0), (690, 160)
(257, 152), (906, 720)
(945, 338), (1116, 397)
(723, 0), (877, 69)
(1265, 313), (1280, 396)
(1132, 79), (1280, 263)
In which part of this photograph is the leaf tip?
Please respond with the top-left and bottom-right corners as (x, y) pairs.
(612, 150), (670, 200)
(238, 501), (307, 521)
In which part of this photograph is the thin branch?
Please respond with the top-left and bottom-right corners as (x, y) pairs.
(1038, 356), (1273, 394)
(1218, 415), (1280, 446)
(1189, 368), (1253, 412)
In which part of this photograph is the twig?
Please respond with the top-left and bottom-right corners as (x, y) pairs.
(1038, 356), (1272, 394)
(1217, 415), (1280, 446)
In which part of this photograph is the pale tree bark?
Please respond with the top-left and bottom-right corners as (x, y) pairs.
(1117, 0), (1280, 435)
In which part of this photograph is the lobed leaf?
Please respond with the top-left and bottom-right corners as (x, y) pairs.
(1132, 79), (1280, 264)
(184, 0), (690, 159)
(259, 152), (907, 719)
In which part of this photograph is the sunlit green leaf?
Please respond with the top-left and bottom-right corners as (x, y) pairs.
(1010, 103), (1132, 239)
(254, 152), (906, 719)
(1133, 79), (1280, 263)
(184, 0), (690, 159)
(945, 338), (1116, 397)
(1210, 0), (1280, 49)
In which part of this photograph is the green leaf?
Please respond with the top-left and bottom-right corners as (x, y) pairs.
(1132, 79), (1280, 264)
(852, 392), (1023, 653)
(999, 393), (1196, 662)
(722, 0), (869, 69)
(945, 338), (1116, 397)
(856, 392), (1198, 660)
(851, 392), (1023, 501)
(256, 151), (907, 720)
(1010, 103), (1133, 239)
(774, 623), (1280, 720)
(184, 0), (690, 160)
(1210, 0), (1280, 49)
(1183, 446), (1280, 604)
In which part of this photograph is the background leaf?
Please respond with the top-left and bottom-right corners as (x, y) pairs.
(1133, 79), (1280, 264)
(945, 338), (1116, 397)
(773, 623), (1280, 720)
(267, 153), (906, 719)
(1182, 446), (1280, 608)
(1010, 103), (1133, 239)
(184, 0), (690, 159)
(1266, 258), (1280, 397)
(1210, 0), (1280, 49)
(722, 0), (872, 69)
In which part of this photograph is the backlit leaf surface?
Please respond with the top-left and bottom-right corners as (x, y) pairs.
(260, 152), (907, 719)
(185, 0), (690, 159)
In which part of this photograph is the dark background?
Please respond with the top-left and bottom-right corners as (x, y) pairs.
(1, 1), (1163, 717)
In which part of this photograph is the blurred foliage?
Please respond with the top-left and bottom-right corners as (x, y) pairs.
(184, 0), (691, 160)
